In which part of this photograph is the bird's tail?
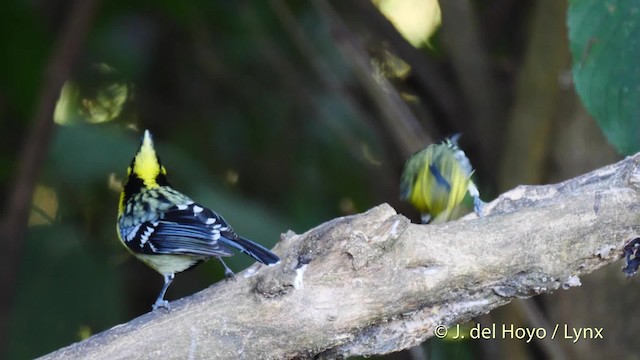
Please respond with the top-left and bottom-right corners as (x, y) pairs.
(220, 236), (280, 265)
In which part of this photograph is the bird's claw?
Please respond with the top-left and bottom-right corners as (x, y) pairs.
(224, 268), (237, 281)
(152, 299), (170, 311)
(473, 196), (486, 218)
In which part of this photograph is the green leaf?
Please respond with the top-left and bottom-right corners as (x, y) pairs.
(569, 0), (640, 155)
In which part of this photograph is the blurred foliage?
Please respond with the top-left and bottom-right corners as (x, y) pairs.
(373, 0), (441, 47)
(7, 225), (121, 360)
(54, 64), (132, 125)
(568, 0), (640, 155)
(0, 0), (637, 359)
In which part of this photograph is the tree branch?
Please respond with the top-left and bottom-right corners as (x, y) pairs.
(42, 154), (640, 359)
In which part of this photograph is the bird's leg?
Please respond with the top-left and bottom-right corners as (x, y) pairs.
(218, 258), (236, 280)
(467, 181), (486, 217)
(152, 273), (175, 311)
(420, 213), (432, 224)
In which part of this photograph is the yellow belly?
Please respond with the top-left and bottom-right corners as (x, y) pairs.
(136, 254), (205, 275)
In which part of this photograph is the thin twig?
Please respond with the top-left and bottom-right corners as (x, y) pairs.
(269, 0), (396, 167)
(439, 0), (504, 177)
(345, 0), (466, 133)
(310, 0), (432, 157)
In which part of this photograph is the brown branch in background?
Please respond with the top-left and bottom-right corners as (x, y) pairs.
(268, 0), (400, 202)
(439, 0), (504, 180)
(345, 0), (467, 134)
(269, 0), (384, 163)
(0, 0), (100, 354)
(311, 0), (432, 157)
(498, 0), (570, 190)
(41, 153), (640, 359)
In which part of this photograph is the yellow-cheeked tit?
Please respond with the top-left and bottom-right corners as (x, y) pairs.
(400, 135), (484, 224)
(117, 130), (280, 310)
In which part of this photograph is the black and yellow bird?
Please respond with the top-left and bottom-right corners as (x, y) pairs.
(400, 135), (484, 224)
(117, 130), (280, 310)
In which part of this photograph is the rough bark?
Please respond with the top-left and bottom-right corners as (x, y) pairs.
(41, 154), (640, 360)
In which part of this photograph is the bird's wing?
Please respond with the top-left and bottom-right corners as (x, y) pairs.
(428, 163), (452, 191)
(123, 203), (235, 257)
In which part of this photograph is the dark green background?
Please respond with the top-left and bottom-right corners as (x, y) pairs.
(1, 0), (638, 359)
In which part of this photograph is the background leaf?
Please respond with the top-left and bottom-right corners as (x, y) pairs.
(569, 0), (640, 155)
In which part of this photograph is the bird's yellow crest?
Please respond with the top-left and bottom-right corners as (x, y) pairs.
(130, 130), (166, 189)
(118, 130), (168, 215)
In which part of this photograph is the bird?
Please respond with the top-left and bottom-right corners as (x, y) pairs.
(400, 134), (484, 224)
(116, 130), (280, 310)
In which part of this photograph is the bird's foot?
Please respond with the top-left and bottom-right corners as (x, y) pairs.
(473, 196), (486, 218)
(224, 268), (237, 281)
(152, 299), (170, 311)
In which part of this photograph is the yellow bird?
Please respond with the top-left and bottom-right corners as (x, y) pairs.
(400, 135), (483, 224)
